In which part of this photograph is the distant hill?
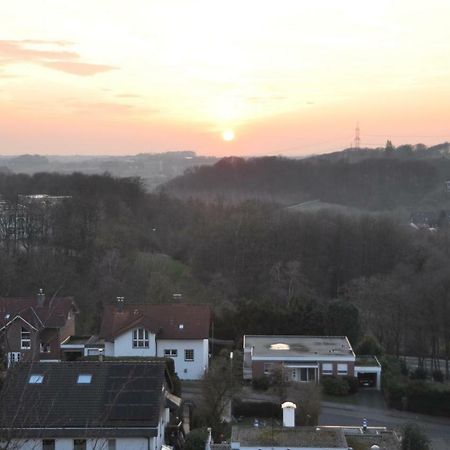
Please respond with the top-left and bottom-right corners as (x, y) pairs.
(164, 143), (450, 211)
(0, 152), (217, 191)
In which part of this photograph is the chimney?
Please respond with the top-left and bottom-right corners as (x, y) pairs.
(116, 296), (125, 312)
(281, 401), (296, 428)
(37, 288), (45, 307)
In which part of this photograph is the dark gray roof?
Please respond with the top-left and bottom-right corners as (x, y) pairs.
(231, 426), (348, 448)
(0, 361), (167, 438)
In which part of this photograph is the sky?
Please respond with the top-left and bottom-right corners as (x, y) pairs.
(1, 0), (450, 156)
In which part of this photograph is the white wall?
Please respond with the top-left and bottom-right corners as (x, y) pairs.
(156, 339), (208, 380)
(9, 437), (156, 450)
(112, 329), (156, 357)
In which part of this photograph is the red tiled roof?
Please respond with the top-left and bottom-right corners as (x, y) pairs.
(100, 303), (211, 341)
(0, 296), (77, 330)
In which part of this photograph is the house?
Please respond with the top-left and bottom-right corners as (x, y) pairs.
(230, 403), (348, 450)
(0, 361), (182, 450)
(99, 300), (211, 380)
(0, 291), (78, 367)
(243, 335), (381, 389)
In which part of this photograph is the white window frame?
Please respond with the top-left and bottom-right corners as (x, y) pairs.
(164, 349), (178, 357)
(322, 363), (333, 375)
(185, 349), (194, 361)
(263, 363), (273, 375)
(21, 327), (31, 349)
(132, 328), (149, 348)
(337, 363), (348, 375)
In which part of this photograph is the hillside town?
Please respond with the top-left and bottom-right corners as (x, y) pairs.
(0, 291), (423, 450)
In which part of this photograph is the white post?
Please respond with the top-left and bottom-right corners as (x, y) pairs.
(281, 402), (296, 427)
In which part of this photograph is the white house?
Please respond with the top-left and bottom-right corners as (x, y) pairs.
(0, 361), (182, 450)
(99, 302), (211, 380)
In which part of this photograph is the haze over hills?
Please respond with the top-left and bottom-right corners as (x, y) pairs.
(0, 151), (217, 191)
(164, 142), (450, 212)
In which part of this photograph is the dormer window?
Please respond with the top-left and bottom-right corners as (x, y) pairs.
(132, 328), (149, 348)
(21, 327), (31, 349)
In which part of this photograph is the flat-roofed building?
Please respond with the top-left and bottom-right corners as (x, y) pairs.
(243, 335), (356, 384)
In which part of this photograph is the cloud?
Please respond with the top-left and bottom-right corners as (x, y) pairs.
(0, 39), (117, 76)
(42, 61), (117, 76)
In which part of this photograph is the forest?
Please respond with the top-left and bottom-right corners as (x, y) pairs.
(1, 159), (450, 375)
(165, 142), (450, 211)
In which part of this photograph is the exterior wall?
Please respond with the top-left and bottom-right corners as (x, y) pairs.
(59, 310), (76, 342)
(39, 329), (60, 361)
(112, 329), (157, 357)
(8, 437), (156, 450)
(104, 341), (115, 357)
(156, 338), (208, 380)
(252, 360), (354, 381)
(2, 319), (39, 361)
(1, 315), (73, 364)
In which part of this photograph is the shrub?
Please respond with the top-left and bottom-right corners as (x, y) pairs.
(402, 423), (430, 450)
(252, 376), (271, 391)
(343, 376), (359, 394)
(184, 428), (209, 450)
(432, 370), (444, 382)
(321, 376), (349, 396)
(411, 367), (428, 380)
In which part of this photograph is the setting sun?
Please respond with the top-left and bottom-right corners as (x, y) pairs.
(222, 130), (235, 142)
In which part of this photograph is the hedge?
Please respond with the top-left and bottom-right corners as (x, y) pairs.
(232, 399), (282, 419)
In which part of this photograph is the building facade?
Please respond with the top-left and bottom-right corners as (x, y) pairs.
(100, 302), (211, 380)
(0, 361), (182, 450)
(0, 292), (78, 367)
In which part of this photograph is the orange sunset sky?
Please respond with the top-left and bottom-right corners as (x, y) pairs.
(1, 0), (449, 156)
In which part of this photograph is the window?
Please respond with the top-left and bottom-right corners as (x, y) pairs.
(263, 363), (273, 375)
(42, 439), (55, 450)
(337, 363), (348, 375)
(164, 349), (178, 357)
(322, 363), (333, 375)
(132, 328), (149, 348)
(74, 439), (86, 450)
(77, 374), (92, 384)
(108, 439), (116, 450)
(21, 327), (31, 349)
(40, 342), (51, 353)
(29, 374), (44, 384)
(185, 349), (194, 361)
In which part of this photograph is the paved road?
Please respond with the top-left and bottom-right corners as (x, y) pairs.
(320, 401), (450, 450)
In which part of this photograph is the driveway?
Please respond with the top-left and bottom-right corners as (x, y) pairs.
(320, 399), (450, 450)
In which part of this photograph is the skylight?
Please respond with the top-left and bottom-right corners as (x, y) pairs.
(270, 343), (290, 350)
(77, 374), (92, 384)
(29, 374), (44, 384)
